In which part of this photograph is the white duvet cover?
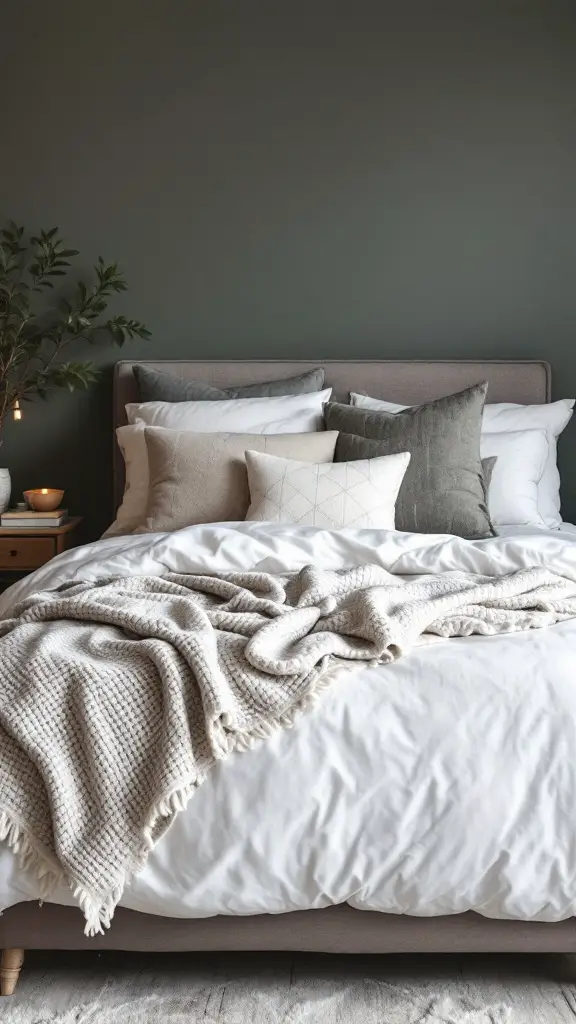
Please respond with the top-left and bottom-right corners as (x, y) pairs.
(2, 522), (576, 924)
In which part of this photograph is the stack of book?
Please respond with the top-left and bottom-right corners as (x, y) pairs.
(1, 509), (68, 528)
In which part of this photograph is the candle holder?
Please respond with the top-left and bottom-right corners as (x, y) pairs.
(24, 488), (65, 512)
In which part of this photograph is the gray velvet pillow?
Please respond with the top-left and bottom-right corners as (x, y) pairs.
(133, 365), (325, 403)
(324, 382), (494, 538)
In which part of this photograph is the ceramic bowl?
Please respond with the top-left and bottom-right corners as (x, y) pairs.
(24, 488), (65, 512)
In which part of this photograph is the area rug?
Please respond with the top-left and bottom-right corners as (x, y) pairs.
(2, 951), (576, 1022)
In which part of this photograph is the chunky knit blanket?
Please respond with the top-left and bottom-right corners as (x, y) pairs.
(0, 563), (575, 936)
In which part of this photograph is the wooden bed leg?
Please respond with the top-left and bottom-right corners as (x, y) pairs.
(0, 948), (25, 996)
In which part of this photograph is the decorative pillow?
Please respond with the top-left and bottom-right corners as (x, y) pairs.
(138, 429), (339, 534)
(325, 383), (492, 538)
(483, 401), (573, 528)
(480, 430), (548, 527)
(351, 392), (574, 529)
(134, 365), (326, 403)
(126, 389), (332, 434)
(244, 449), (410, 529)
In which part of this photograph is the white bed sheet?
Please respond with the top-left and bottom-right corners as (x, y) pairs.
(2, 521), (576, 923)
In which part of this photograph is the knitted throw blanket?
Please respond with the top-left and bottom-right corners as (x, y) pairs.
(0, 563), (575, 936)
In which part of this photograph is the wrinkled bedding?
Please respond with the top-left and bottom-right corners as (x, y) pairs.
(2, 521), (576, 923)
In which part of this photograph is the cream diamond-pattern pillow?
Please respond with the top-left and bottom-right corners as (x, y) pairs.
(245, 449), (411, 529)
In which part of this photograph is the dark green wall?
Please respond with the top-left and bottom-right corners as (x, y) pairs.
(2, 1), (576, 536)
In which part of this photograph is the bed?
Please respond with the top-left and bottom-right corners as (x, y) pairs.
(4, 357), (576, 997)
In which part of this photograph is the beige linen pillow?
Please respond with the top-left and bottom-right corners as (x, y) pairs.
(245, 449), (410, 528)
(138, 429), (339, 534)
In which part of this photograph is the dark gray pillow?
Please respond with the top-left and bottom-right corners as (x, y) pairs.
(133, 365), (326, 403)
(324, 382), (494, 539)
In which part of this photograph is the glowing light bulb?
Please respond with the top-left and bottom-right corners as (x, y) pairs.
(13, 401), (22, 421)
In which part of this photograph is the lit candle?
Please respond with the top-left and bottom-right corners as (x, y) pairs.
(24, 488), (65, 512)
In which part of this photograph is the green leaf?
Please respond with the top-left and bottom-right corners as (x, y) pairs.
(48, 360), (100, 392)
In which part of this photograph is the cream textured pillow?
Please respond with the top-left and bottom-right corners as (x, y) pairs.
(138, 429), (339, 534)
(245, 449), (410, 529)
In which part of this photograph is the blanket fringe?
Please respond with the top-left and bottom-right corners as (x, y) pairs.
(0, 810), (62, 901)
(72, 882), (125, 937)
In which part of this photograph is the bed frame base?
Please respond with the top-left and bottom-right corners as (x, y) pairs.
(2, 903), (576, 994)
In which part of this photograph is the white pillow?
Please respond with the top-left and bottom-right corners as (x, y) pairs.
(350, 392), (574, 528)
(482, 401), (573, 527)
(350, 394), (405, 413)
(480, 430), (548, 527)
(126, 389), (332, 434)
(245, 449), (410, 528)
(103, 424), (148, 538)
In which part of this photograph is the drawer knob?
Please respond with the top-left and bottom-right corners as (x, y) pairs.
(9, 550), (17, 557)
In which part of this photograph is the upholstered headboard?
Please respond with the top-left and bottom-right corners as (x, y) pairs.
(113, 359), (551, 509)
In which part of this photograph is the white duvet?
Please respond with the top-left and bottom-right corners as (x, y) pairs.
(2, 521), (576, 924)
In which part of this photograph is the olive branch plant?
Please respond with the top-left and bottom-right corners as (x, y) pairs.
(0, 220), (150, 442)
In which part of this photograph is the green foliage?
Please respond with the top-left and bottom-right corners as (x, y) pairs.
(0, 220), (150, 439)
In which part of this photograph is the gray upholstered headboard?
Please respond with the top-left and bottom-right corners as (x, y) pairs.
(113, 359), (551, 509)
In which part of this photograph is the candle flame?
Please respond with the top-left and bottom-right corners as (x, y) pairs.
(41, 488), (48, 494)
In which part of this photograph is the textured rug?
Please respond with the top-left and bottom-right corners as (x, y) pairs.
(1, 951), (576, 1022)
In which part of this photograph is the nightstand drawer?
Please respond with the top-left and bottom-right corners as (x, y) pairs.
(0, 537), (55, 569)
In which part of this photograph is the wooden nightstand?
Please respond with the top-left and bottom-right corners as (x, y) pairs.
(0, 517), (83, 587)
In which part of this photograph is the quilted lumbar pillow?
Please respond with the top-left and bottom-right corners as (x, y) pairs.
(244, 449), (410, 529)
